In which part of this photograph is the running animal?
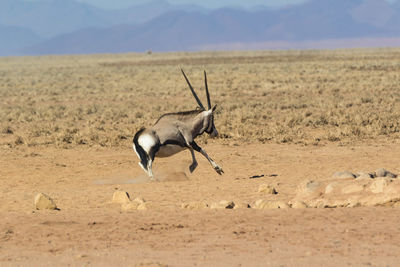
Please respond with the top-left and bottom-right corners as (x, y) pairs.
(133, 69), (224, 180)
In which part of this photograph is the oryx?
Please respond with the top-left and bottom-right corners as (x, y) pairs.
(133, 69), (224, 180)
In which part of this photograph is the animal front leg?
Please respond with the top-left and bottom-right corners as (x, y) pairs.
(190, 141), (224, 175)
(189, 148), (198, 173)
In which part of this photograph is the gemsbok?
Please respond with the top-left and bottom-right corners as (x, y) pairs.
(133, 69), (224, 180)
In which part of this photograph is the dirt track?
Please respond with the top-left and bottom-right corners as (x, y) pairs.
(2, 142), (400, 266)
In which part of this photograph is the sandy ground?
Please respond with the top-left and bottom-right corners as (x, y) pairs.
(1, 142), (400, 266)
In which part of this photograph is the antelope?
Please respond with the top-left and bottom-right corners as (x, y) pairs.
(133, 69), (224, 180)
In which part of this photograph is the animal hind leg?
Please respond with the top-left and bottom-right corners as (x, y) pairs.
(146, 145), (159, 181)
(189, 148), (198, 173)
(147, 159), (154, 180)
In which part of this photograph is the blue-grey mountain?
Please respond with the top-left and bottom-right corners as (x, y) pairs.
(2, 0), (400, 56)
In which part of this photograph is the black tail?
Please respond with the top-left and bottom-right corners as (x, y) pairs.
(133, 128), (148, 170)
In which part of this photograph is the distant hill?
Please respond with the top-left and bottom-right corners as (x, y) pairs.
(0, 0), (206, 55)
(2, 0), (400, 56)
(0, 0), (205, 38)
(22, 0), (400, 55)
(0, 24), (42, 56)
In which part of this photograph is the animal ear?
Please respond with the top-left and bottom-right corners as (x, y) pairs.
(211, 104), (217, 112)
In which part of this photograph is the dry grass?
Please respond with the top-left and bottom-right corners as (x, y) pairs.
(1, 48), (400, 149)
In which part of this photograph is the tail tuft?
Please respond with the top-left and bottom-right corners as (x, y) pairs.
(133, 128), (148, 170)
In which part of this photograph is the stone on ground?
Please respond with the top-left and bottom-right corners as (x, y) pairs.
(369, 177), (392, 193)
(297, 180), (321, 194)
(253, 199), (289, 209)
(332, 171), (356, 179)
(112, 190), (131, 204)
(341, 184), (365, 194)
(121, 197), (147, 211)
(289, 201), (307, 209)
(324, 182), (337, 194)
(355, 172), (375, 180)
(210, 200), (235, 209)
(375, 168), (397, 178)
(34, 193), (57, 210)
(181, 202), (208, 210)
(258, 184), (278, 194)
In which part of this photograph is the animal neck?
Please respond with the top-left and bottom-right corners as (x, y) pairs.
(192, 110), (211, 138)
(155, 109), (202, 124)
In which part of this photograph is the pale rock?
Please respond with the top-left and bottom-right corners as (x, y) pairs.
(121, 201), (140, 211)
(318, 199), (342, 208)
(133, 196), (145, 204)
(346, 196), (361, 208)
(306, 199), (328, 208)
(34, 193), (57, 210)
(258, 184), (278, 194)
(137, 203), (147, 210)
(233, 202), (251, 209)
(112, 191), (131, 204)
(253, 199), (289, 209)
(360, 194), (400, 206)
(121, 197), (147, 211)
(181, 202), (208, 210)
(375, 168), (397, 178)
(297, 180), (320, 194)
(332, 171), (356, 179)
(289, 201), (307, 209)
(210, 200), (235, 209)
(341, 184), (365, 194)
(355, 172), (375, 180)
(325, 182), (337, 194)
(369, 177), (392, 193)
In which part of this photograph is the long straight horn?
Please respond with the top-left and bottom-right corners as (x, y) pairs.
(181, 69), (205, 110)
(204, 70), (211, 109)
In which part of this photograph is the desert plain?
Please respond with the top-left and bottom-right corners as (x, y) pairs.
(1, 48), (400, 266)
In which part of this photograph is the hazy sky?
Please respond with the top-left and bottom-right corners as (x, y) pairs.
(23, 0), (400, 9)
(74, 0), (309, 9)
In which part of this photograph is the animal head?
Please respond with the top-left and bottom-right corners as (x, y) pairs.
(203, 105), (218, 137)
(181, 69), (219, 138)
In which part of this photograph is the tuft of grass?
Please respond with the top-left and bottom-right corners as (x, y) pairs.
(1, 48), (400, 148)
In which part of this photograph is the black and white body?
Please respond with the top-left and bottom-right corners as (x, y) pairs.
(133, 69), (224, 180)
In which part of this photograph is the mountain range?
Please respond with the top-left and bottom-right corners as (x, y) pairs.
(1, 0), (400, 56)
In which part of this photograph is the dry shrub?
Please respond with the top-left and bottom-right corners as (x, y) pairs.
(1, 48), (400, 148)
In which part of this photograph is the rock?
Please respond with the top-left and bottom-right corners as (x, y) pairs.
(253, 199), (289, 209)
(121, 197), (147, 211)
(325, 182), (337, 194)
(34, 193), (58, 210)
(306, 199), (328, 208)
(346, 196), (362, 208)
(133, 196), (145, 204)
(233, 202), (252, 209)
(369, 177), (392, 193)
(375, 168), (397, 178)
(341, 184), (365, 194)
(112, 191), (131, 204)
(137, 203), (147, 210)
(258, 184), (278, 194)
(121, 201), (140, 211)
(181, 202), (208, 210)
(297, 180), (320, 194)
(289, 201), (307, 209)
(360, 194), (400, 207)
(332, 171), (356, 179)
(210, 200), (235, 209)
(355, 172), (375, 180)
